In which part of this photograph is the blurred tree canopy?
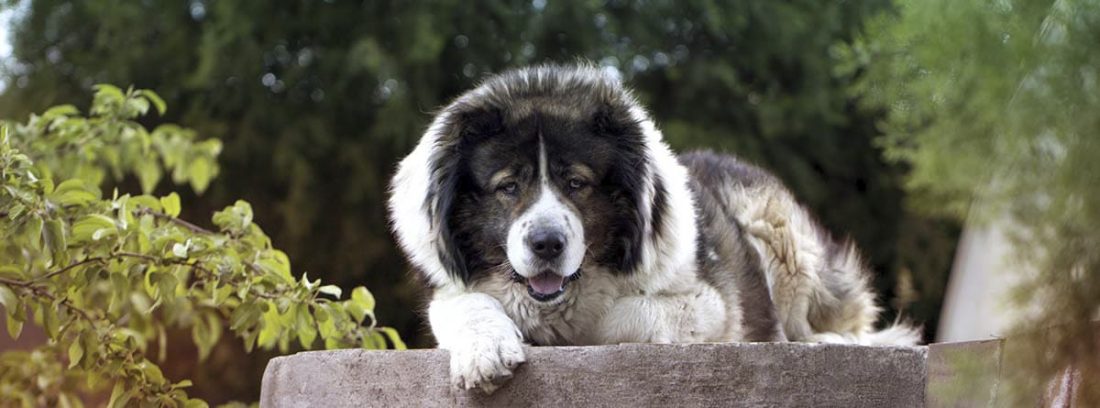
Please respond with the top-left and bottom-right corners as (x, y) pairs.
(0, 0), (960, 398)
(853, 0), (1100, 404)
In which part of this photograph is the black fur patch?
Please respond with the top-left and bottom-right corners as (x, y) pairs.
(650, 174), (669, 240)
(425, 105), (507, 283)
(590, 102), (649, 274)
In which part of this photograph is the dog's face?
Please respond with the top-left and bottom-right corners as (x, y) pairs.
(389, 66), (671, 306)
(442, 106), (645, 303)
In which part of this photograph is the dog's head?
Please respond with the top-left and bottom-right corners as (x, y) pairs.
(389, 65), (693, 303)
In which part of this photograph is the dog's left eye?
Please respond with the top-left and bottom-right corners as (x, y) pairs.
(497, 182), (519, 195)
(567, 178), (586, 190)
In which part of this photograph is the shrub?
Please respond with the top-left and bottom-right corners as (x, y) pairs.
(0, 85), (402, 407)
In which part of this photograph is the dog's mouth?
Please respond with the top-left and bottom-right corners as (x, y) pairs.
(512, 269), (581, 302)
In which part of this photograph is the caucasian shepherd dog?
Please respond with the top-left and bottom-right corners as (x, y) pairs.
(389, 64), (918, 393)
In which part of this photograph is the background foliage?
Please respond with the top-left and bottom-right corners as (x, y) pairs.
(853, 0), (1100, 404)
(0, 86), (399, 406)
(0, 0), (967, 403)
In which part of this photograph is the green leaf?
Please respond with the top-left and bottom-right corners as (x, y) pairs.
(257, 250), (294, 285)
(351, 287), (375, 311)
(187, 157), (214, 194)
(0, 284), (17, 312)
(242, 330), (259, 353)
(213, 284), (233, 306)
(192, 312), (222, 361)
(212, 200), (253, 233)
(347, 287), (375, 324)
(25, 216), (44, 251)
(318, 285), (342, 299)
(257, 303), (283, 349)
(156, 271), (179, 301)
(138, 361), (166, 384)
(41, 104), (79, 118)
(156, 323), (167, 363)
(6, 313), (23, 339)
(161, 192), (181, 217)
(94, 84), (125, 101)
(297, 307), (319, 347)
(58, 392), (79, 408)
(138, 90), (168, 115)
(229, 302), (262, 331)
(0, 266), (25, 280)
(107, 381), (133, 408)
(135, 158), (163, 194)
(205, 313), (223, 353)
(127, 93), (151, 115)
(50, 179), (100, 207)
(191, 319), (212, 360)
(42, 302), (59, 338)
(316, 304), (339, 340)
(113, 328), (148, 352)
(72, 214), (116, 242)
(91, 228), (115, 241)
(379, 327), (406, 350)
(129, 195), (162, 212)
(363, 331), (386, 349)
(130, 292), (152, 314)
(43, 219), (68, 262)
(68, 340), (84, 369)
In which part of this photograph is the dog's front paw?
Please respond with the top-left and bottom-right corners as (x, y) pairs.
(447, 331), (526, 394)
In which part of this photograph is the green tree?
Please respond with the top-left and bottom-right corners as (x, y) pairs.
(1, 1), (961, 400)
(0, 85), (400, 406)
(850, 0), (1100, 404)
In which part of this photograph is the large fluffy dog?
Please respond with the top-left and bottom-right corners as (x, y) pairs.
(389, 64), (918, 393)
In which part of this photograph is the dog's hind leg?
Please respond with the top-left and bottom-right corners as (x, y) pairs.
(734, 187), (826, 342)
(732, 184), (921, 346)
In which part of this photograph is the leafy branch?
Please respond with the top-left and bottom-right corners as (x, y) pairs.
(0, 86), (402, 407)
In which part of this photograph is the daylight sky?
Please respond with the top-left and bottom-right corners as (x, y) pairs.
(0, 7), (17, 92)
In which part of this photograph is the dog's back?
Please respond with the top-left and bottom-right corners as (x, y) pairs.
(681, 150), (920, 345)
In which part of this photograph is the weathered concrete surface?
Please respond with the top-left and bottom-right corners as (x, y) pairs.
(260, 343), (927, 407)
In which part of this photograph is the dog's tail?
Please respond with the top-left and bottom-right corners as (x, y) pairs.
(806, 321), (922, 346)
(807, 241), (924, 347)
(860, 322), (922, 346)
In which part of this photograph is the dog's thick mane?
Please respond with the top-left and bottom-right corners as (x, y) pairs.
(389, 64), (698, 290)
(458, 65), (636, 117)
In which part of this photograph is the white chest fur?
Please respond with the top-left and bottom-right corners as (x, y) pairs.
(473, 266), (736, 346)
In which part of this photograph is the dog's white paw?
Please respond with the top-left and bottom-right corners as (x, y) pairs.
(447, 331), (526, 394)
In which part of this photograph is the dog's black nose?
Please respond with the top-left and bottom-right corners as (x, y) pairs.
(528, 230), (565, 260)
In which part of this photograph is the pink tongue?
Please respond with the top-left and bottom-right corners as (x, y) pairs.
(528, 272), (565, 295)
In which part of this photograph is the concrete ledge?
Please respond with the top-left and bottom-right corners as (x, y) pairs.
(260, 343), (929, 407)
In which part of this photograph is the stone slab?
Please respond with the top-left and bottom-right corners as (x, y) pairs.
(260, 343), (928, 407)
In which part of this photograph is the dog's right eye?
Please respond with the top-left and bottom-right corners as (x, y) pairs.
(497, 182), (519, 195)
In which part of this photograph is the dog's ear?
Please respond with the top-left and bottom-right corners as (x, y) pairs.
(608, 165), (668, 275)
(592, 102), (659, 275)
(425, 106), (504, 284)
(592, 101), (636, 138)
(457, 106), (505, 145)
